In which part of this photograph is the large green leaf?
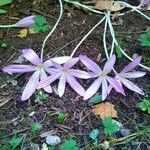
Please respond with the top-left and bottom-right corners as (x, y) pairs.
(0, 0), (12, 7)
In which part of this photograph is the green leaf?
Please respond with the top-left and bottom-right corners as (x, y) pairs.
(61, 139), (79, 150)
(33, 15), (47, 26)
(115, 40), (123, 59)
(89, 93), (102, 105)
(10, 136), (22, 150)
(31, 122), (40, 133)
(139, 32), (150, 47)
(35, 90), (49, 103)
(31, 24), (41, 32)
(41, 25), (51, 31)
(139, 98), (150, 112)
(0, 0), (12, 6)
(0, 9), (7, 14)
(57, 112), (65, 124)
(89, 129), (99, 140)
(102, 117), (119, 136)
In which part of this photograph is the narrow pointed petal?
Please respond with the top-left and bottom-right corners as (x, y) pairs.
(64, 57), (79, 69)
(40, 69), (52, 93)
(51, 61), (62, 69)
(21, 71), (40, 101)
(51, 56), (71, 64)
(121, 56), (142, 73)
(69, 69), (92, 79)
(106, 76), (125, 95)
(2, 65), (35, 74)
(120, 77), (144, 95)
(79, 55), (101, 73)
(37, 73), (61, 89)
(102, 78), (108, 100)
(22, 48), (41, 65)
(103, 54), (116, 73)
(58, 74), (66, 97)
(123, 72), (146, 78)
(84, 78), (102, 100)
(15, 15), (35, 27)
(66, 75), (85, 96)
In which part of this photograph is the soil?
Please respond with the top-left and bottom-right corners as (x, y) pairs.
(0, 0), (150, 150)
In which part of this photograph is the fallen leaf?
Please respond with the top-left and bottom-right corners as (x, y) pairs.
(29, 28), (37, 34)
(92, 102), (118, 118)
(17, 29), (28, 38)
(95, 0), (125, 12)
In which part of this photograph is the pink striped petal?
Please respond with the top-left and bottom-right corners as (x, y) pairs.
(21, 71), (40, 101)
(51, 61), (62, 69)
(84, 78), (102, 100)
(120, 77), (144, 95)
(37, 73), (61, 89)
(51, 56), (71, 64)
(123, 72), (146, 78)
(66, 75), (85, 96)
(22, 48), (41, 65)
(64, 57), (79, 69)
(121, 56), (142, 73)
(40, 69), (52, 93)
(103, 54), (116, 73)
(79, 55), (101, 73)
(106, 76), (125, 95)
(69, 69), (91, 79)
(101, 78), (108, 100)
(2, 65), (35, 74)
(58, 74), (66, 97)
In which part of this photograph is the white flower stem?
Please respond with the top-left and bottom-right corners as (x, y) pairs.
(40, 0), (63, 61)
(106, 11), (150, 71)
(70, 16), (106, 57)
(0, 24), (16, 28)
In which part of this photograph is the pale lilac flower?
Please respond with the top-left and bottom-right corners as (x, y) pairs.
(2, 48), (70, 101)
(109, 56), (146, 95)
(15, 15), (36, 27)
(37, 58), (92, 97)
(138, 0), (150, 9)
(79, 55), (124, 100)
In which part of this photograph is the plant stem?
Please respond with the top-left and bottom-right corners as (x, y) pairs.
(0, 24), (16, 28)
(70, 16), (106, 57)
(106, 11), (150, 71)
(40, 0), (63, 61)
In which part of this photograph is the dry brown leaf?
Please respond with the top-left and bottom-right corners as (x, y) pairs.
(92, 102), (118, 118)
(17, 29), (28, 38)
(95, 0), (125, 12)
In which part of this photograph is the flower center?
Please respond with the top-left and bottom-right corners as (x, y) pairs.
(99, 71), (107, 77)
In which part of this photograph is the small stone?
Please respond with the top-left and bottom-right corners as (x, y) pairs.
(46, 135), (61, 146)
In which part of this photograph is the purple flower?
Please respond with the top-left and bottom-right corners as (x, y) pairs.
(138, 0), (150, 9)
(15, 16), (36, 27)
(109, 56), (146, 95)
(2, 48), (70, 101)
(79, 55), (124, 100)
(37, 58), (92, 97)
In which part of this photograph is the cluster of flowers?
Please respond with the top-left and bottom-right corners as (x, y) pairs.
(2, 49), (146, 101)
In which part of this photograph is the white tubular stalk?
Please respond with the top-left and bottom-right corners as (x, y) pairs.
(40, 0), (63, 61)
(70, 16), (106, 57)
(0, 24), (16, 28)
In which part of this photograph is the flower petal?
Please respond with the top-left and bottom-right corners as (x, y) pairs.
(51, 61), (62, 69)
(69, 69), (92, 79)
(66, 74), (85, 96)
(84, 78), (102, 100)
(101, 78), (108, 100)
(121, 56), (142, 73)
(37, 73), (61, 89)
(58, 74), (66, 97)
(103, 54), (116, 73)
(106, 76), (125, 95)
(79, 55), (101, 73)
(2, 65), (35, 74)
(64, 57), (79, 69)
(120, 77), (144, 95)
(40, 69), (52, 93)
(21, 71), (40, 101)
(15, 15), (35, 27)
(22, 48), (41, 65)
(51, 56), (71, 64)
(123, 72), (146, 78)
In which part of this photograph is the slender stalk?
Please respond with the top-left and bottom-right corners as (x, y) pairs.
(0, 24), (16, 28)
(110, 39), (115, 57)
(107, 11), (150, 71)
(40, 0), (63, 61)
(70, 16), (106, 57)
